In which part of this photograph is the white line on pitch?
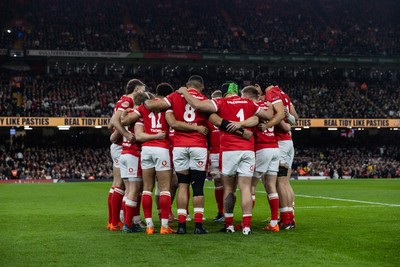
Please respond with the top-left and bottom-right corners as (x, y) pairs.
(295, 194), (400, 207)
(294, 205), (382, 209)
(205, 186), (400, 207)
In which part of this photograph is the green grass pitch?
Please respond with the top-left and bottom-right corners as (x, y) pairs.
(0, 179), (399, 266)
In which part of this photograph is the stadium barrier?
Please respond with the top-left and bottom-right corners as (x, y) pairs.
(1, 117), (399, 128)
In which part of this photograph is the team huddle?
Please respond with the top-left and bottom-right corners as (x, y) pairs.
(106, 75), (298, 235)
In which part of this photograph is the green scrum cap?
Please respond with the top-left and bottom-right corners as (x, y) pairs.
(220, 81), (239, 96)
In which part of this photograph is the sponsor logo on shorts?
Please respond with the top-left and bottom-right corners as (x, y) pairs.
(250, 165), (255, 172)
(197, 161), (204, 167)
(162, 160), (167, 166)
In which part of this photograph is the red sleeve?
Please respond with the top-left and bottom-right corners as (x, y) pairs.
(265, 90), (281, 104)
(251, 101), (261, 114)
(212, 98), (224, 111)
(164, 92), (178, 107)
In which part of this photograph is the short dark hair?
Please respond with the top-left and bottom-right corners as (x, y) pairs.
(133, 92), (154, 106)
(187, 75), (204, 90)
(126, 79), (144, 94)
(241, 86), (259, 100)
(156, 83), (174, 97)
(255, 73), (276, 88)
(211, 90), (222, 99)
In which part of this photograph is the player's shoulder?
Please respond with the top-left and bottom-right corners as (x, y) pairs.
(189, 89), (207, 100)
(256, 100), (266, 107)
(118, 95), (133, 107)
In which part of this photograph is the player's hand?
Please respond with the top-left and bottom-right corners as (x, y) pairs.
(155, 131), (166, 140)
(284, 107), (290, 117)
(257, 122), (267, 132)
(226, 121), (241, 133)
(196, 126), (209, 135)
(265, 101), (273, 110)
(176, 87), (188, 94)
(242, 129), (253, 140)
(125, 132), (135, 143)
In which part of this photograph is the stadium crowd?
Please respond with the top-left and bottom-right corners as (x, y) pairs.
(1, 70), (399, 119)
(0, 135), (112, 180)
(2, 140), (399, 181)
(294, 144), (400, 179)
(1, 0), (399, 56)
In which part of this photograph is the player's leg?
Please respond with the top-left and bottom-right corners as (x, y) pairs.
(210, 153), (224, 222)
(189, 147), (208, 234)
(263, 148), (280, 231)
(123, 154), (143, 233)
(124, 179), (143, 233)
(221, 174), (237, 232)
(286, 141), (295, 228)
(237, 151), (256, 235)
(109, 144), (124, 230)
(141, 168), (155, 233)
(157, 170), (174, 234)
(173, 147), (190, 234)
(251, 176), (259, 209)
(169, 171), (178, 222)
(277, 141), (292, 230)
(140, 147), (156, 234)
(154, 147), (174, 234)
(220, 151), (240, 233)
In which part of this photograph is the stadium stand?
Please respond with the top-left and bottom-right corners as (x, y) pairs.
(1, 0), (399, 55)
(0, 69), (399, 118)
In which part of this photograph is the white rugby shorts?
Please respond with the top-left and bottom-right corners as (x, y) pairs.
(221, 150), (255, 177)
(172, 147), (207, 172)
(278, 140), (294, 168)
(141, 146), (171, 171)
(120, 154), (142, 181)
(110, 143), (122, 168)
(254, 148), (280, 178)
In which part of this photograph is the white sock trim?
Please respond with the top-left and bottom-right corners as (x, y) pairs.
(243, 214), (252, 217)
(224, 213), (234, 218)
(114, 188), (125, 195)
(279, 207), (289, 212)
(143, 191), (152, 196)
(268, 193), (279, 199)
(125, 199), (137, 207)
(194, 208), (204, 213)
(160, 191), (171, 196)
(177, 209), (187, 216)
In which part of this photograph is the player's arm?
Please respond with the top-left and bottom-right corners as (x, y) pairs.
(134, 123), (166, 143)
(144, 99), (169, 113)
(226, 115), (259, 131)
(121, 110), (141, 126)
(209, 113), (253, 140)
(177, 87), (217, 113)
(263, 101), (285, 128)
(165, 111), (208, 135)
(111, 110), (134, 142)
(286, 103), (299, 126)
(109, 130), (121, 143)
(278, 120), (292, 132)
(107, 122), (113, 133)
